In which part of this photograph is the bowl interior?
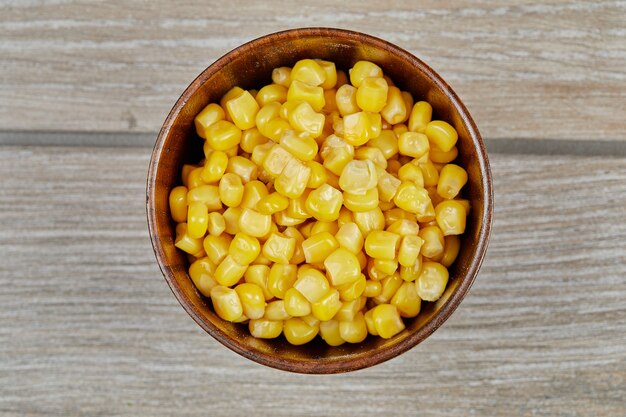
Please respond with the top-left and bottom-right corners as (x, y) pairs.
(147, 28), (492, 373)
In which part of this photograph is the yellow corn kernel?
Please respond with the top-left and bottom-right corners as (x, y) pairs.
(364, 230), (401, 260)
(210, 286), (243, 322)
(335, 69), (349, 87)
(425, 119), (459, 153)
(441, 235), (461, 268)
(268, 263), (297, 299)
(235, 283), (265, 319)
(305, 184), (343, 222)
(283, 317), (319, 345)
(384, 207), (416, 227)
(417, 159), (440, 188)
(256, 101), (281, 129)
(418, 226), (445, 259)
(342, 111), (371, 146)
(319, 320), (345, 346)
(279, 99), (302, 120)
(408, 101), (433, 133)
(288, 102), (325, 138)
(274, 210), (306, 227)
(324, 247), (361, 286)
(335, 222), (364, 254)
(415, 261), (449, 301)
(220, 86), (244, 112)
(252, 251), (273, 266)
(225, 90), (259, 130)
(263, 119), (292, 144)
(287, 193), (311, 220)
(250, 141), (274, 168)
(292, 268), (329, 304)
(364, 279), (382, 297)
(256, 192), (289, 215)
(321, 133), (354, 160)
(222, 207), (242, 235)
(369, 130), (399, 160)
(226, 156), (258, 184)
(207, 212), (226, 236)
(256, 84), (288, 107)
(315, 59), (337, 89)
(238, 208), (271, 237)
(367, 112), (382, 138)
(386, 159), (401, 175)
(338, 159), (378, 194)
(239, 180), (268, 210)
(353, 207), (385, 237)
(214, 255), (247, 287)
(386, 219), (420, 237)
(187, 202), (209, 239)
(227, 232), (260, 265)
(265, 300), (291, 321)
(374, 259), (398, 276)
(187, 167), (206, 189)
(249, 318), (283, 338)
(337, 207), (353, 227)
(311, 289), (343, 321)
(393, 181), (432, 215)
(430, 146), (458, 164)
(375, 274), (403, 304)
(218, 173), (244, 208)
(400, 91), (414, 123)
(201, 150), (228, 183)
(287, 80), (325, 112)
(282, 226), (306, 264)
(435, 200), (467, 236)
(262, 144), (294, 178)
(398, 162), (425, 187)
(380, 86), (407, 124)
(274, 158), (311, 199)
(175, 223), (204, 256)
(280, 130), (319, 161)
(244, 264), (273, 300)
(306, 160), (327, 188)
(349, 61), (383, 87)
(202, 233), (231, 265)
(354, 147), (386, 170)
(181, 164), (196, 187)
(356, 77), (388, 113)
(262, 233), (296, 264)
(356, 250), (368, 271)
(272, 66), (292, 87)
(372, 304), (405, 339)
(337, 273), (366, 301)
(309, 221), (338, 236)
(195, 103), (225, 138)
(188, 257), (217, 296)
(335, 84), (359, 116)
(379, 201), (395, 212)
(240, 128), (269, 154)
(377, 169), (402, 203)
(205, 120), (242, 151)
(437, 164), (468, 199)
(367, 258), (388, 281)
(187, 185), (222, 211)
(169, 186), (188, 223)
(391, 281), (421, 318)
(397, 131), (429, 159)
(322, 90), (339, 117)
(291, 59), (326, 86)
(301, 231), (339, 264)
(400, 255), (423, 281)
(284, 288), (311, 317)
(339, 312), (368, 343)
(393, 124), (409, 138)
(398, 235), (425, 267)
(300, 314), (320, 328)
(364, 309), (378, 335)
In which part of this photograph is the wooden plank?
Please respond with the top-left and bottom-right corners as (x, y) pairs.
(0, 145), (625, 415)
(0, 1), (624, 141)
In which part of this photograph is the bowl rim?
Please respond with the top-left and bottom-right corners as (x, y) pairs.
(147, 27), (493, 374)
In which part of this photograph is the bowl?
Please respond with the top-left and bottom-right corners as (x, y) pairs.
(147, 27), (493, 373)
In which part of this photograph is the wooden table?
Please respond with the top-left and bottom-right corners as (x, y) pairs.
(1, 2), (625, 416)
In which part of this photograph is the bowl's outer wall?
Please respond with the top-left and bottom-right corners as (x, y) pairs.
(147, 28), (492, 373)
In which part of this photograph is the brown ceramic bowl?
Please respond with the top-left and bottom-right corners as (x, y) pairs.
(147, 28), (493, 374)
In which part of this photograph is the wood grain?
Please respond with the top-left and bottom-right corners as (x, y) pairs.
(1, 1), (625, 141)
(0, 145), (624, 416)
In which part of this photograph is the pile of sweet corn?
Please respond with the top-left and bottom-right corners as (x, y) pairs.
(169, 59), (469, 346)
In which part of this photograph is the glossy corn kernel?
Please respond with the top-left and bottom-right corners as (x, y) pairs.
(283, 318), (319, 345)
(169, 186), (188, 223)
(244, 264), (273, 300)
(227, 232), (260, 265)
(287, 193), (311, 220)
(337, 274), (366, 301)
(250, 141), (274, 168)
(364, 230), (401, 260)
(284, 288), (311, 317)
(400, 91), (414, 123)
(203, 233), (232, 265)
(262, 233), (296, 264)
(380, 86), (407, 124)
(214, 255), (247, 287)
(397, 131), (430, 159)
(262, 144), (294, 178)
(374, 259), (398, 276)
(187, 202), (209, 239)
(205, 120), (242, 151)
(218, 173), (244, 208)
(264, 119), (291, 144)
(240, 128), (269, 154)
(206, 212), (225, 237)
(335, 222), (364, 254)
(235, 283), (266, 319)
(280, 130), (319, 161)
(349, 61), (383, 87)
(309, 221), (338, 236)
(391, 281), (421, 318)
(354, 146), (387, 170)
(377, 169), (402, 203)
(353, 207), (385, 237)
(301, 231), (338, 264)
(418, 226), (445, 259)
(417, 159), (440, 188)
(256, 192), (289, 215)
(195, 103), (225, 138)
(220, 86), (245, 113)
(319, 320), (345, 346)
(239, 180), (268, 209)
(408, 101), (432, 133)
(264, 300), (291, 321)
(398, 235), (424, 267)
(256, 101), (281, 128)
(338, 159), (378, 194)
(311, 289), (343, 321)
(238, 208), (271, 238)
(175, 223), (204, 256)
(287, 80), (325, 112)
(305, 184), (343, 222)
(435, 200), (467, 236)
(342, 111), (371, 146)
(337, 207), (353, 227)
(222, 207), (242, 235)
(315, 59), (337, 89)
(189, 257), (218, 296)
(225, 90), (259, 130)
(441, 235), (461, 268)
(249, 318), (283, 338)
(437, 164), (468, 199)
(339, 312), (368, 343)
(369, 130), (399, 160)
(274, 210), (306, 227)
(366, 112), (382, 139)
(282, 226), (306, 264)
(267, 263), (297, 299)
(324, 247), (361, 286)
(272, 66), (292, 87)
(187, 185), (222, 211)
(415, 262), (449, 301)
(372, 304), (405, 339)
(274, 158), (311, 199)
(430, 145), (459, 163)
(226, 156), (258, 183)
(375, 274), (403, 304)
(291, 59), (326, 86)
(181, 164), (196, 187)
(393, 181), (432, 216)
(288, 102), (325, 138)
(256, 84), (288, 107)
(306, 160), (327, 188)
(398, 162), (424, 187)
(210, 286), (243, 322)
(335, 84), (359, 116)
(425, 120), (458, 152)
(384, 207), (417, 227)
(386, 219), (420, 237)
(364, 280), (382, 297)
(367, 259), (388, 281)
(201, 150), (228, 183)
(364, 309), (378, 335)
(356, 77), (388, 113)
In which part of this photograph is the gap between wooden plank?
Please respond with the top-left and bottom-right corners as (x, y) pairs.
(0, 130), (625, 156)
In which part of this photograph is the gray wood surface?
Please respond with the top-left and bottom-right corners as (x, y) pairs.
(1, 146), (624, 416)
(1, 1), (625, 141)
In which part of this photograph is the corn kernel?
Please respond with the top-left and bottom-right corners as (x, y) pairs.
(425, 120), (458, 152)
(283, 317), (319, 345)
(282, 226), (306, 264)
(375, 274), (403, 304)
(287, 80), (325, 112)
(220, 86), (244, 113)
(274, 210), (306, 227)
(202, 233), (231, 265)
(280, 130), (319, 161)
(311, 289), (342, 321)
(372, 304), (405, 339)
(393, 123), (409, 137)
(391, 281), (421, 318)
(335, 84), (359, 116)
(364, 280), (382, 297)
(250, 141), (274, 167)
(338, 159), (378, 194)
(400, 255), (423, 281)
(335, 69), (349, 87)
(386, 159), (401, 175)
(353, 207), (385, 237)
(238, 208), (271, 237)
(324, 247), (361, 286)
(400, 91), (414, 123)
(342, 111), (371, 146)
(169, 186), (188, 223)
(187, 185), (222, 211)
(265, 300), (291, 321)
(195, 103), (225, 138)
(264, 118), (292, 144)
(274, 158), (311, 199)
(364, 230), (401, 260)
(349, 61), (383, 87)
(267, 263), (297, 299)
(218, 173), (244, 208)
(393, 181), (432, 216)
(262, 144), (294, 178)
(408, 101), (432, 133)
(181, 164), (196, 187)
(315, 59), (337, 89)
(369, 130), (398, 160)
(417, 159), (440, 188)
(272, 66), (292, 87)
(210, 286), (243, 322)
(335, 222), (364, 254)
(339, 312), (368, 343)
(228, 232), (260, 265)
(441, 235), (461, 268)
(256, 192), (289, 215)
(222, 207), (242, 235)
(356, 77), (388, 113)
(374, 259), (398, 276)
(364, 309), (378, 335)
(187, 202), (209, 239)
(256, 84), (288, 107)
(437, 164), (468, 199)
(200, 150), (228, 183)
(386, 219), (420, 237)
(288, 102), (325, 138)
(239, 180), (268, 209)
(244, 264), (273, 300)
(189, 257), (218, 296)
(319, 320), (345, 346)
(287, 193), (311, 220)
(293, 268), (330, 303)
(418, 226), (445, 259)
(175, 223), (204, 256)
(430, 146), (458, 164)
(301, 231), (339, 264)
(398, 162), (425, 187)
(291, 59), (326, 86)
(262, 233), (296, 264)
(214, 255), (247, 287)
(367, 258), (387, 281)
(397, 235), (424, 267)
(415, 261), (449, 301)
(256, 101), (281, 130)
(377, 169), (401, 203)
(397, 131), (429, 159)
(226, 156), (258, 184)
(225, 90), (259, 130)
(205, 120), (242, 151)
(240, 128), (269, 154)
(235, 283), (265, 319)
(310, 221), (338, 236)
(305, 184), (343, 222)
(381, 86), (407, 124)
(435, 200), (467, 236)
(249, 318), (283, 338)
(252, 252), (273, 266)
(337, 207), (353, 227)
(337, 274), (366, 301)
(284, 287), (311, 317)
